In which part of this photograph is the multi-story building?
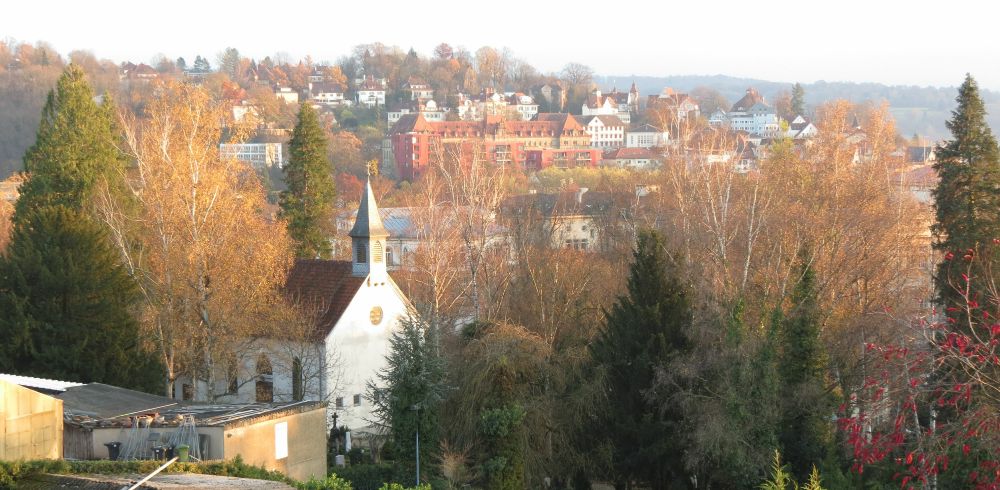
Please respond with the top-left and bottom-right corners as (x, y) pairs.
(387, 113), (597, 180)
(603, 147), (659, 170)
(582, 89), (634, 124)
(626, 124), (670, 148)
(220, 143), (285, 170)
(579, 115), (626, 148)
(387, 99), (447, 127)
(356, 76), (387, 107)
(275, 87), (299, 104)
(508, 93), (539, 121)
(402, 77), (434, 101)
(646, 88), (700, 135)
(309, 82), (346, 106)
(711, 88), (780, 137)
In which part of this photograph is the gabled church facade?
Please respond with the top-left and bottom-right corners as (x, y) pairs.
(174, 178), (411, 434)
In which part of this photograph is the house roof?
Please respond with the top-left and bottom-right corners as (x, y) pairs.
(579, 115), (625, 127)
(585, 92), (617, 109)
(310, 82), (342, 95)
(58, 382), (325, 428)
(59, 383), (178, 419)
(283, 260), (365, 339)
(0, 373), (83, 394)
(731, 88), (767, 112)
(630, 123), (665, 133)
(605, 147), (655, 159)
(501, 190), (625, 218)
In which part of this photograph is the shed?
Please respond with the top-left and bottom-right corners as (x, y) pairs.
(58, 383), (327, 481)
(0, 377), (64, 460)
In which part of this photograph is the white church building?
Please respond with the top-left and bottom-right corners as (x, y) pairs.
(174, 178), (412, 434)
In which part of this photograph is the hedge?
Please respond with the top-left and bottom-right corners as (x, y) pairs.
(0, 456), (351, 490)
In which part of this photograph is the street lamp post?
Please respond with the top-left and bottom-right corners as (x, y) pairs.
(411, 404), (422, 486)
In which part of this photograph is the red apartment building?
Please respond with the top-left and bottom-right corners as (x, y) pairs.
(387, 113), (600, 180)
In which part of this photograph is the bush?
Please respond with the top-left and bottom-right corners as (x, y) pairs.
(299, 474), (354, 490)
(0, 456), (296, 489)
(378, 484), (431, 490)
(335, 463), (407, 490)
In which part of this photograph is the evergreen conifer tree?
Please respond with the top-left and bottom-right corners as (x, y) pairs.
(0, 206), (161, 391)
(932, 74), (1000, 308)
(16, 64), (125, 219)
(368, 316), (447, 477)
(280, 103), (336, 258)
(791, 83), (806, 116)
(777, 252), (834, 480)
(590, 229), (692, 489)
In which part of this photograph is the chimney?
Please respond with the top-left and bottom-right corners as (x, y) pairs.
(576, 187), (589, 204)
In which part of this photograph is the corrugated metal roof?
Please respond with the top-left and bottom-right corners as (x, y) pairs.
(0, 373), (84, 393)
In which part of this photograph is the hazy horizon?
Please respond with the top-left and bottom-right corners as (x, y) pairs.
(4, 0), (998, 91)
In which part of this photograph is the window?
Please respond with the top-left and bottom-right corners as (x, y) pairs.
(373, 241), (383, 263)
(226, 358), (239, 395)
(354, 394), (362, 406)
(255, 354), (273, 403)
(292, 357), (304, 401)
(356, 242), (367, 263)
(335, 397), (344, 408)
(386, 246), (394, 266)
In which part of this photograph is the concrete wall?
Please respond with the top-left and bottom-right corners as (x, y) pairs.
(223, 406), (327, 482)
(0, 378), (63, 460)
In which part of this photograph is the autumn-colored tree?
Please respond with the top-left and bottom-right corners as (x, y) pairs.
(281, 103), (336, 259)
(101, 81), (293, 397)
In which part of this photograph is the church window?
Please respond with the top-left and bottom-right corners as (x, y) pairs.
(353, 394), (362, 406)
(292, 357), (304, 401)
(356, 243), (367, 263)
(226, 357), (239, 394)
(256, 354), (273, 402)
(335, 397), (344, 408)
(373, 241), (383, 263)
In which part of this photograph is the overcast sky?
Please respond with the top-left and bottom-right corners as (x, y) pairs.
(4, 0), (999, 90)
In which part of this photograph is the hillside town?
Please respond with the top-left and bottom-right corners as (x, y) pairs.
(0, 35), (995, 490)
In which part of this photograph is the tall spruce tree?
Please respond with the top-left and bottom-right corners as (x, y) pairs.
(0, 206), (161, 392)
(280, 103), (336, 258)
(590, 229), (692, 489)
(367, 316), (447, 477)
(791, 83), (806, 117)
(16, 63), (125, 219)
(777, 252), (834, 480)
(932, 74), (1000, 308)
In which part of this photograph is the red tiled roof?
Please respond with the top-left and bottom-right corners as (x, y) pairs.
(283, 260), (365, 340)
(731, 88), (765, 112)
(390, 113), (586, 138)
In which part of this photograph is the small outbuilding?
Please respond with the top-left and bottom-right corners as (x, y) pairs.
(51, 382), (325, 481)
(0, 376), (65, 460)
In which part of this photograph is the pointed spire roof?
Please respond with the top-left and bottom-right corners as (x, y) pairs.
(630, 80), (638, 93)
(349, 177), (388, 238)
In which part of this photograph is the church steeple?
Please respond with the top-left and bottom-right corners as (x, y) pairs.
(350, 176), (389, 280)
